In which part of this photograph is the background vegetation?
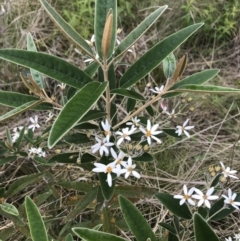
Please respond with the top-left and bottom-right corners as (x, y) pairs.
(0, 0), (240, 240)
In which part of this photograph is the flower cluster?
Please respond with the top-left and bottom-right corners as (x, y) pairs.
(28, 147), (46, 158)
(92, 148), (140, 187)
(174, 162), (239, 209)
(91, 118), (195, 186)
(28, 115), (40, 132)
(11, 126), (27, 143)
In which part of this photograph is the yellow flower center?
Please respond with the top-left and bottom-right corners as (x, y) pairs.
(184, 194), (190, 200)
(116, 159), (121, 165)
(146, 130), (151, 137)
(106, 166), (112, 173)
(127, 167), (133, 172)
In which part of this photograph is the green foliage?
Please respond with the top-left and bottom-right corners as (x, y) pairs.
(180, 0), (240, 45)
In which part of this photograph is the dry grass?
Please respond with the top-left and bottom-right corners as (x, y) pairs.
(0, 0), (240, 240)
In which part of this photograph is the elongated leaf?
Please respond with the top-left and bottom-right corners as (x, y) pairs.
(0, 91), (51, 110)
(0, 49), (93, 89)
(111, 89), (145, 101)
(132, 152), (153, 162)
(15, 126), (26, 149)
(155, 193), (192, 219)
(27, 33), (45, 89)
(194, 213), (219, 241)
(73, 227), (127, 241)
(84, 62), (99, 77)
(65, 233), (74, 241)
(120, 23), (203, 89)
(174, 85), (240, 93)
(102, 206), (116, 234)
(170, 69), (219, 90)
(162, 129), (181, 138)
(208, 197), (236, 221)
(114, 6), (168, 58)
(48, 152), (79, 164)
(119, 195), (157, 241)
(64, 133), (91, 144)
(62, 187), (98, 223)
(163, 52), (176, 79)
(48, 82), (108, 148)
(0, 203), (19, 216)
(0, 156), (16, 165)
(0, 100), (43, 122)
(80, 110), (106, 123)
(159, 223), (176, 235)
(25, 196), (48, 241)
(39, 0), (93, 57)
(57, 181), (93, 192)
(5, 173), (44, 197)
(94, 0), (117, 59)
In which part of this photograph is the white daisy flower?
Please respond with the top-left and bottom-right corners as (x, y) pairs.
(101, 119), (111, 142)
(36, 147), (46, 158)
(220, 162), (238, 179)
(222, 188), (240, 210)
(192, 187), (219, 209)
(126, 117), (141, 128)
(115, 127), (136, 146)
(139, 120), (162, 145)
(91, 137), (114, 156)
(92, 162), (121, 187)
(174, 184), (195, 206)
(28, 115), (40, 132)
(110, 148), (126, 171)
(121, 157), (141, 179)
(225, 237), (232, 241)
(150, 85), (164, 94)
(175, 119), (194, 138)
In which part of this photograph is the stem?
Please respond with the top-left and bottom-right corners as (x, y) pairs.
(103, 59), (111, 120)
(112, 90), (166, 130)
(206, 206), (226, 222)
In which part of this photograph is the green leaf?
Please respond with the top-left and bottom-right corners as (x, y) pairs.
(15, 126), (26, 149)
(80, 110), (106, 123)
(174, 85), (240, 94)
(48, 152), (79, 164)
(163, 52), (176, 79)
(73, 227), (127, 241)
(99, 156), (115, 201)
(119, 195), (157, 241)
(25, 196), (48, 241)
(48, 82), (108, 148)
(110, 89), (145, 101)
(171, 69), (219, 89)
(127, 88), (136, 112)
(132, 152), (153, 162)
(197, 207), (208, 219)
(39, 0), (93, 57)
(65, 233), (74, 241)
(210, 173), (222, 187)
(208, 197), (237, 221)
(81, 153), (97, 163)
(57, 181), (93, 192)
(115, 186), (157, 199)
(0, 91), (51, 110)
(84, 62), (99, 77)
(27, 33), (45, 89)
(120, 23), (203, 89)
(94, 0), (117, 59)
(0, 100), (43, 122)
(0, 203), (19, 216)
(0, 49), (93, 89)
(62, 187), (98, 224)
(6, 127), (13, 146)
(194, 213), (219, 241)
(64, 133), (91, 144)
(5, 173), (44, 197)
(162, 129), (181, 138)
(0, 156), (16, 166)
(155, 193), (192, 219)
(102, 206), (116, 234)
(159, 223), (176, 235)
(114, 5), (168, 58)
